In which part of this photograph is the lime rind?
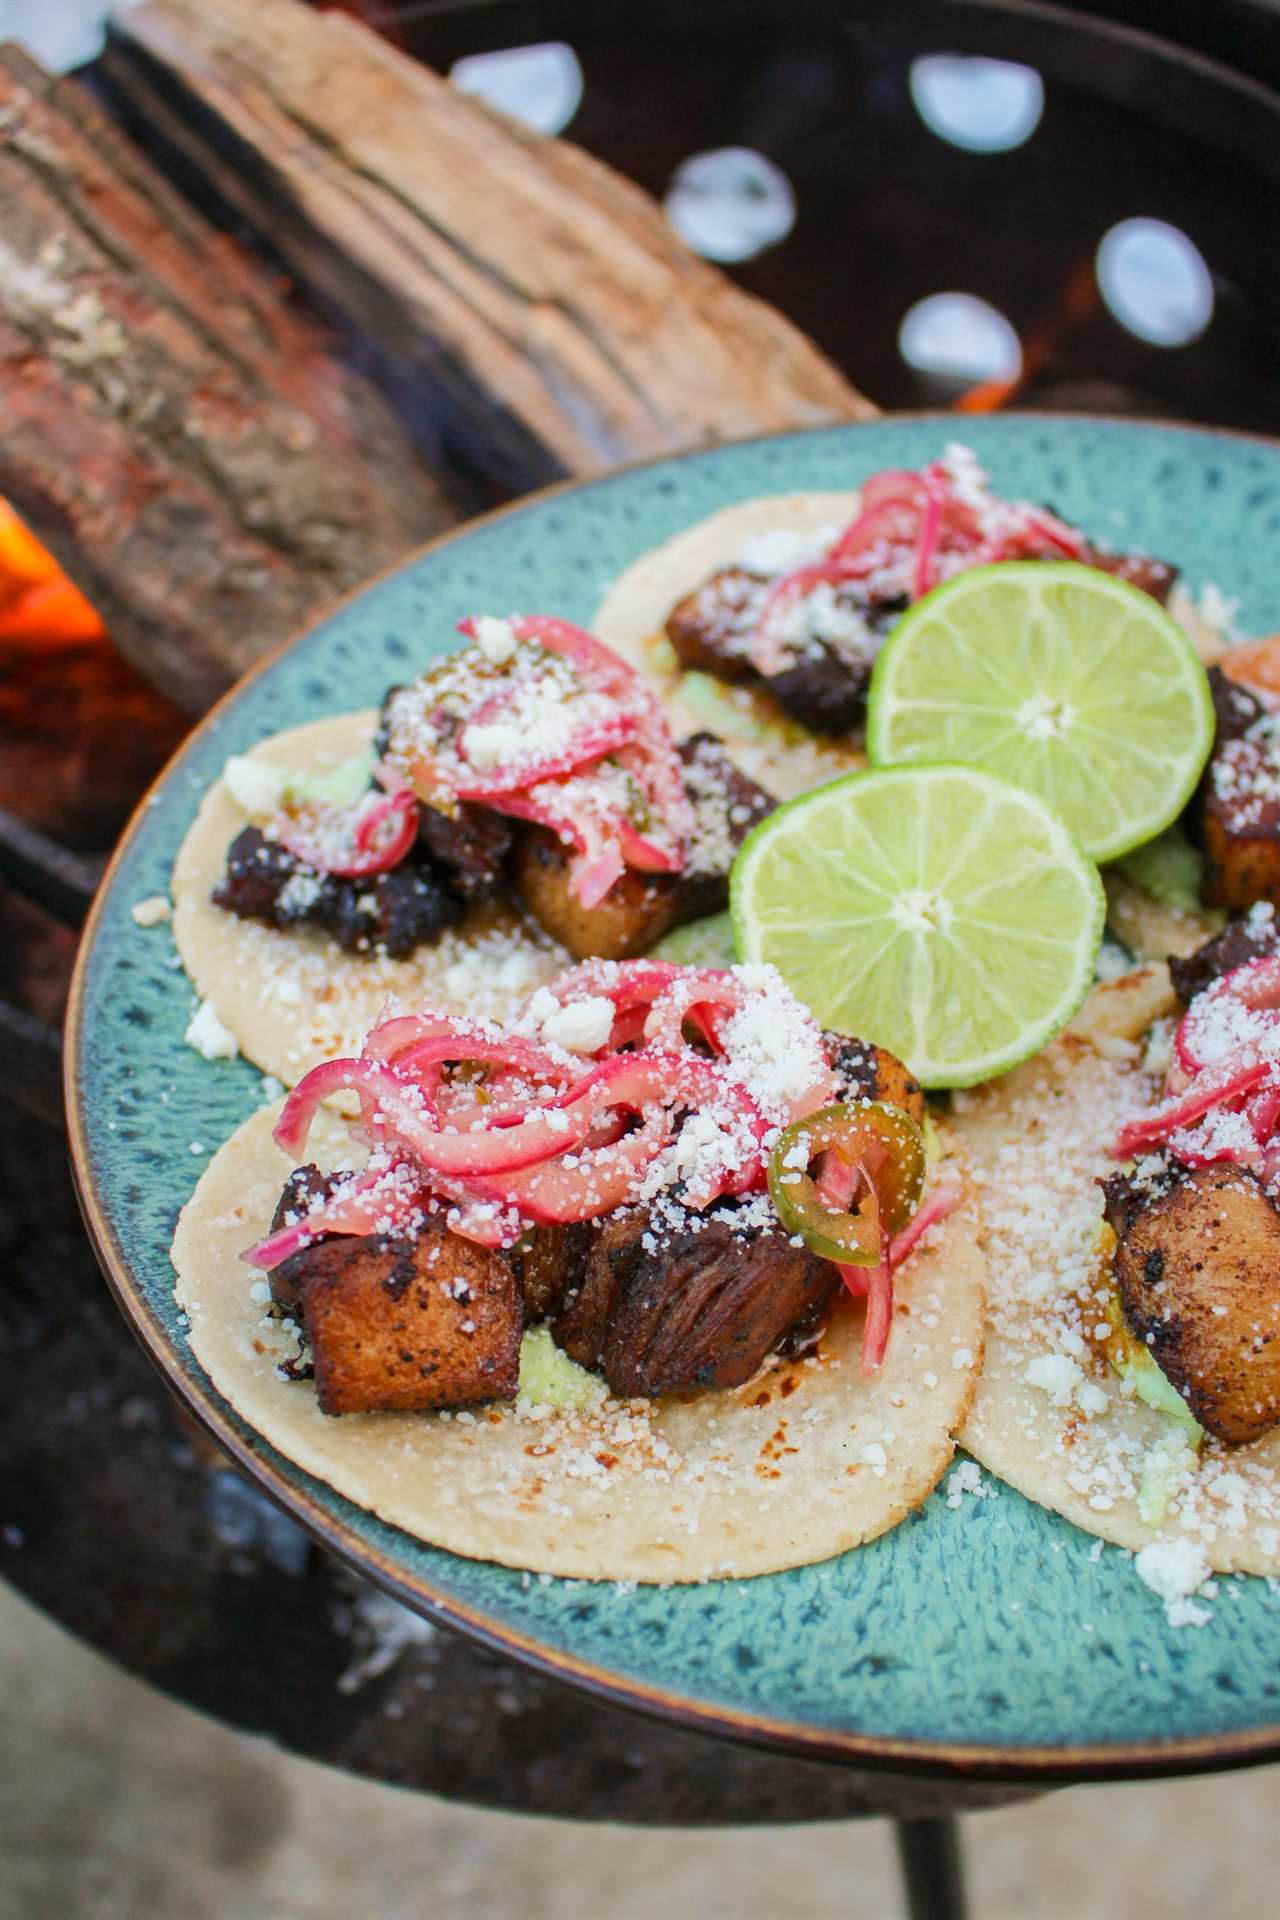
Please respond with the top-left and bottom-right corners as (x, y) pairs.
(864, 561), (1215, 864)
(731, 762), (1105, 1089)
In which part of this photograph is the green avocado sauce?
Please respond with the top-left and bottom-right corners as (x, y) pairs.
(1101, 1289), (1204, 1445)
(224, 750), (376, 817)
(1115, 823), (1206, 915)
(516, 1327), (603, 1411)
(675, 671), (769, 739)
(650, 912), (737, 968)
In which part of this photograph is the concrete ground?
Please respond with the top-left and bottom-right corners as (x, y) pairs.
(0, 1580), (1273, 1919)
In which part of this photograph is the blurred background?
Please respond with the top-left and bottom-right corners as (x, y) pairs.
(1, 2), (1278, 1915)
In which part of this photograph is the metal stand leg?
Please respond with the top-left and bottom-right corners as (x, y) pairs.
(894, 1816), (967, 1920)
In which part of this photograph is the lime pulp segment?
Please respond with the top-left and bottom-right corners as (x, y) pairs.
(731, 763), (1105, 1088)
(864, 562), (1214, 863)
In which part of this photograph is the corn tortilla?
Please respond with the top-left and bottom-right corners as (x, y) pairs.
(171, 713), (570, 1087)
(954, 966), (1280, 1575)
(592, 491), (865, 797)
(171, 1103), (986, 1583)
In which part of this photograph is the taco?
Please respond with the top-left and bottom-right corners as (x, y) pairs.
(593, 443), (1258, 983)
(594, 446), (1181, 794)
(1102, 640), (1280, 967)
(595, 490), (865, 796)
(173, 711), (566, 1087)
(171, 958), (985, 1582)
(954, 946), (1280, 1577)
(173, 618), (777, 1085)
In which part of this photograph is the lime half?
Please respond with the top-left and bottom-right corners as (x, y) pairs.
(731, 764), (1104, 1087)
(865, 562), (1214, 862)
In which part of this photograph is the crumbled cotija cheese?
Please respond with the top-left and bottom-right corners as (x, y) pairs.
(1025, 1353), (1085, 1406)
(538, 995), (615, 1055)
(945, 1460), (994, 1509)
(472, 615), (517, 663)
(735, 527), (838, 574)
(1134, 1538), (1214, 1629)
(720, 965), (832, 1116)
(130, 894), (171, 928)
(778, 581), (872, 656)
(278, 872), (324, 916)
(223, 753), (285, 817)
(463, 720), (524, 772)
(185, 998), (238, 1061)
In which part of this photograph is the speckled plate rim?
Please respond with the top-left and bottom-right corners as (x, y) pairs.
(66, 414), (1280, 1784)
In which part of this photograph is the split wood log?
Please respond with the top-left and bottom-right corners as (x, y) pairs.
(101, 0), (875, 499)
(0, 43), (456, 713)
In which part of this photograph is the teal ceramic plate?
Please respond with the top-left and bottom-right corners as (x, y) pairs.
(68, 417), (1280, 1780)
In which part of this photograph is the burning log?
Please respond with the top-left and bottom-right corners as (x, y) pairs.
(0, 43), (455, 713)
(100, 0), (873, 495)
(1, 1), (873, 714)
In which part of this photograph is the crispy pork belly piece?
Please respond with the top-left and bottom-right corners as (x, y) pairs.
(268, 1165), (337, 1318)
(677, 731), (775, 902)
(268, 1184), (522, 1415)
(1207, 664), (1266, 745)
(507, 1222), (591, 1322)
(1192, 668), (1280, 912)
(554, 1201), (837, 1397)
(764, 649), (880, 736)
(414, 800), (514, 900)
(1168, 912), (1280, 1005)
(1202, 771), (1280, 911)
(664, 547), (1171, 739)
(1078, 544), (1177, 605)
(552, 1209), (643, 1367)
(826, 1034), (925, 1126)
(213, 826), (465, 959)
(1103, 1162), (1280, 1444)
(515, 835), (679, 961)
(665, 567), (766, 682)
(664, 566), (895, 736)
(513, 735), (775, 960)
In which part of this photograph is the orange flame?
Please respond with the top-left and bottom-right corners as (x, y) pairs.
(952, 258), (1101, 415)
(0, 499), (104, 647)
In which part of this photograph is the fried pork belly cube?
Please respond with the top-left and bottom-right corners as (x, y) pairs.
(1192, 668), (1280, 912)
(665, 567), (764, 682)
(268, 1165), (335, 1314)
(269, 1183), (521, 1415)
(763, 648), (876, 736)
(376, 683), (515, 900)
(665, 566), (894, 736)
(672, 731), (775, 914)
(1104, 1162), (1280, 1444)
(214, 826), (464, 959)
(1077, 544), (1177, 605)
(1202, 783), (1280, 912)
(415, 799), (514, 901)
(515, 836), (679, 961)
(506, 1222), (591, 1322)
(1207, 663), (1267, 745)
(551, 1208), (641, 1368)
(1168, 910), (1280, 1005)
(554, 1200), (836, 1397)
(513, 734), (775, 960)
(825, 1034), (925, 1127)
